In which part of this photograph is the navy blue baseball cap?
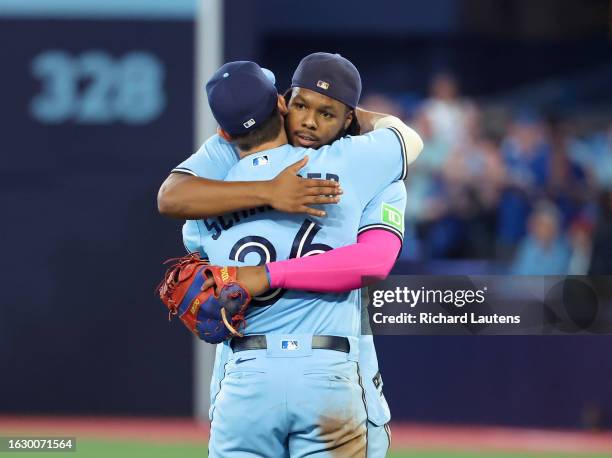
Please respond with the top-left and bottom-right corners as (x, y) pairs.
(291, 52), (362, 109)
(206, 61), (278, 135)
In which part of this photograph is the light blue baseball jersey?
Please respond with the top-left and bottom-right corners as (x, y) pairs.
(175, 129), (407, 339)
(175, 133), (407, 455)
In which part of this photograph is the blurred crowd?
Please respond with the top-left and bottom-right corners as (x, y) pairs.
(361, 74), (612, 274)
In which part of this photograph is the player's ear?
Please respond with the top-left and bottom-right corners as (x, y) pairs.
(217, 127), (232, 141)
(277, 95), (288, 116)
(343, 109), (354, 131)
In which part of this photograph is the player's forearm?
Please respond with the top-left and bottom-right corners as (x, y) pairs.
(157, 173), (269, 219)
(355, 108), (389, 134)
(266, 230), (401, 292)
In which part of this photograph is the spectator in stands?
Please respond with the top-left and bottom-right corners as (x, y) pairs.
(407, 106), (464, 259)
(569, 122), (612, 190)
(403, 108), (452, 224)
(589, 190), (612, 274)
(421, 72), (475, 146)
(546, 118), (591, 226)
(441, 129), (505, 258)
(510, 200), (570, 275)
(568, 216), (593, 275)
(497, 112), (552, 258)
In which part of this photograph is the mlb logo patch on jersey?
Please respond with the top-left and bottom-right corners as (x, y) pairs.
(281, 340), (299, 350)
(252, 155), (269, 167)
(316, 80), (330, 90)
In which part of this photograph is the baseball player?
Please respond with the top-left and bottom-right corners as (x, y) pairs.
(163, 59), (420, 456)
(159, 54), (421, 456)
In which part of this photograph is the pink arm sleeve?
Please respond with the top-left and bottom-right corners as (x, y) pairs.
(265, 229), (401, 293)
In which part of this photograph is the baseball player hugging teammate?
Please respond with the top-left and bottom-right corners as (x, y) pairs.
(158, 53), (423, 457)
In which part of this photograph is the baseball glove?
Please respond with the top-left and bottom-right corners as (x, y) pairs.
(157, 252), (252, 344)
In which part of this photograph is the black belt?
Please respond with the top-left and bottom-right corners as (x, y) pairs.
(230, 335), (350, 353)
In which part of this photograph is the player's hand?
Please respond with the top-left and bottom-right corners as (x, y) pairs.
(266, 156), (342, 218)
(355, 107), (388, 134)
(202, 265), (270, 297)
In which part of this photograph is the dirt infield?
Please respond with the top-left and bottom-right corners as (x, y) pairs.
(1, 416), (611, 454)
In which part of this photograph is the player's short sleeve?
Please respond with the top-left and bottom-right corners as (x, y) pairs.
(358, 181), (407, 245)
(182, 220), (209, 259)
(330, 128), (409, 208)
(172, 134), (239, 180)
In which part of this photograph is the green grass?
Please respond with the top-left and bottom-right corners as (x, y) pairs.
(4, 439), (610, 458)
(2, 440), (206, 458)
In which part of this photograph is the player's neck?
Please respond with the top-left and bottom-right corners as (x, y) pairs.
(238, 129), (289, 159)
